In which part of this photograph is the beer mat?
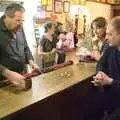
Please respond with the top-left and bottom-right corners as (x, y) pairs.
(22, 60), (73, 79)
(0, 60), (74, 88)
(23, 71), (40, 78)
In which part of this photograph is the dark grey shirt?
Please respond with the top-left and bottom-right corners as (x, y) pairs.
(0, 16), (34, 76)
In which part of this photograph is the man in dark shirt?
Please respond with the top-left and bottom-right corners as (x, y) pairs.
(0, 3), (37, 86)
(92, 16), (120, 117)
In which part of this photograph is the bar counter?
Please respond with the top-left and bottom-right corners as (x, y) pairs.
(0, 62), (96, 120)
(0, 49), (97, 120)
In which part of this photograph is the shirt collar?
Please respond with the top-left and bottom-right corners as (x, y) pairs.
(0, 15), (14, 38)
(0, 15), (9, 31)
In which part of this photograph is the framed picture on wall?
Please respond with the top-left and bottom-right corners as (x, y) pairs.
(63, 1), (70, 13)
(46, 0), (53, 12)
(54, 0), (62, 13)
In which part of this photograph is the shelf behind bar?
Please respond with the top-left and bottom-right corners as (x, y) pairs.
(86, 0), (120, 6)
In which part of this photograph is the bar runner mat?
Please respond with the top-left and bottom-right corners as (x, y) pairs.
(0, 60), (73, 88)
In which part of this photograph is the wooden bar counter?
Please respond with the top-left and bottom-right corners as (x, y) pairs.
(0, 52), (97, 120)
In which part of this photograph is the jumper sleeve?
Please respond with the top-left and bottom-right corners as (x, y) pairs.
(96, 48), (109, 72)
(109, 79), (120, 95)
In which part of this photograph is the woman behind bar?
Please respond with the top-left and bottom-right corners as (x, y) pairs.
(37, 21), (56, 69)
(90, 17), (109, 60)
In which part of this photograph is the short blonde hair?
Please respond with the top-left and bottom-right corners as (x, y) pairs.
(111, 16), (120, 33)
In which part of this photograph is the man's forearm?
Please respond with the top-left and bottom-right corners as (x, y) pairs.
(111, 79), (120, 91)
(24, 43), (34, 62)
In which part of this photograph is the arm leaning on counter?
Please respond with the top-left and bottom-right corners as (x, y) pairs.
(92, 46), (120, 94)
(23, 31), (39, 71)
(0, 31), (37, 86)
(0, 65), (25, 85)
(0, 3), (38, 87)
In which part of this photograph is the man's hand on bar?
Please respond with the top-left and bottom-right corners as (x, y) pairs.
(3, 69), (25, 87)
(29, 60), (39, 71)
(92, 71), (113, 86)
